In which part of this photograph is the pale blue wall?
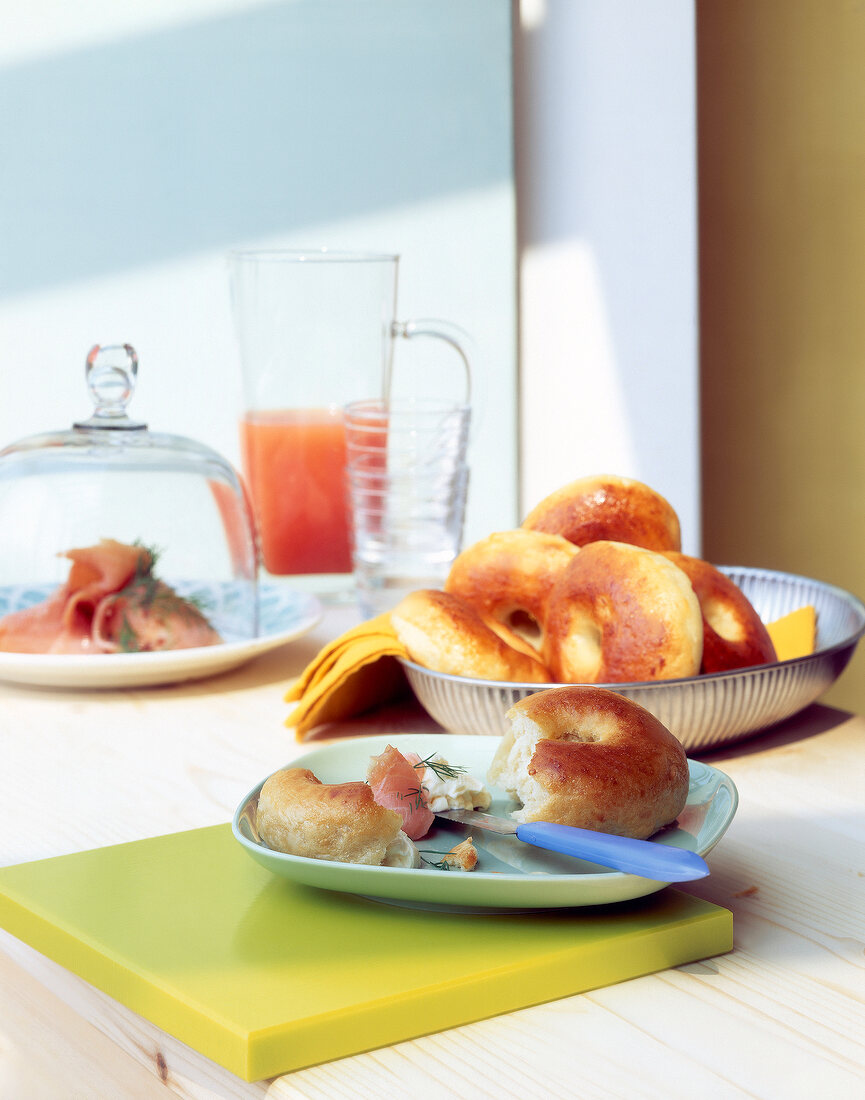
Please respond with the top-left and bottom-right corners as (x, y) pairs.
(0, 1), (512, 293)
(0, 1), (518, 545)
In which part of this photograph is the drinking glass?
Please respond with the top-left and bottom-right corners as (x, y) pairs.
(229, 249), (471, 602)
(345, 397), (471, 618)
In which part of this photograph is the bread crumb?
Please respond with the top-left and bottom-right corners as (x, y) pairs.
(733, 884), (759, 897)
(442, 837), (478, 872)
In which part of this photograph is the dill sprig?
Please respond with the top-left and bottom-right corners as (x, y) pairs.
(421, 838), (478, 873)
(121, 544), (208, 614)
(398, 786), (426, 812)
(116, 613), (141, 654)
(123, 542), (161, 608)
(395, 756), (469, 814)
(411, 754), (468, 782)
(419, 851), (455, 871)
(110, 542), (216, 652)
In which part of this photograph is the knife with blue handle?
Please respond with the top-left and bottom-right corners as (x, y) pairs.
(435, 809), (710, 882)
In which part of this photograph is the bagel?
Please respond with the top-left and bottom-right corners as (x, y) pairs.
(523, 473), (681, 552)
(444, 529), (578, 655)
(542, 541), (703, 683)
(257, 767), (418, 866)
(662, 552), (777, 673)
(488, 685), (689, 839)
(391, 589), (551, 682)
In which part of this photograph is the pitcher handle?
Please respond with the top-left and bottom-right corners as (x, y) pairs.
(390, 318), (473, 405)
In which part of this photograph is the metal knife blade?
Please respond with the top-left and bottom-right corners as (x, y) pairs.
(435, 808), (518, 834)
(434, 808), (709, 882)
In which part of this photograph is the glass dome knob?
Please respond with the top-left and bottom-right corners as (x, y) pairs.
(74, 344), (147, 430)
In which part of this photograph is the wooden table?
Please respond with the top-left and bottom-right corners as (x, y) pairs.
(0, 605), (863, 1099)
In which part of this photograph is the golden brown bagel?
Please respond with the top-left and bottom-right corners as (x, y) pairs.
(488, 685), (689, 839)
(542, 541), (703, 683)
(257, 767), (414, 866)
(444, 529), (578, 655)
(523, 473), (681, 552)
(390, 589), (551, 682)
(662, 552), (777, 673)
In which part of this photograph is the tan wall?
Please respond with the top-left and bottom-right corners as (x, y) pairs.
(697, 0), (865, 712)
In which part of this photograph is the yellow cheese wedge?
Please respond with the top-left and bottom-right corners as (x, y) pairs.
(766, 605), (817, 661)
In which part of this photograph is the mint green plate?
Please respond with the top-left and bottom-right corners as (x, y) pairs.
(233, 734), (737, 911)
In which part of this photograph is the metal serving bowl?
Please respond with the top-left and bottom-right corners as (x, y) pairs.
(399, 567), (865, 754)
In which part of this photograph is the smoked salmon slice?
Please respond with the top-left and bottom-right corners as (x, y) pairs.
(0, 590), (71, 654)
(366, 744), (435, 841)
(0, 539), (222, 654)
(56, 539), (146, 652)
(92, 579), (221, 653)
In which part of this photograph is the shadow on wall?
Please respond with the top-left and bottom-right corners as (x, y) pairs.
(513, 0), (698, 532)
(0, 0), (512, 298)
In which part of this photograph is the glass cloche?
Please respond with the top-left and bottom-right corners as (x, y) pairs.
(0, 344), (258, 654)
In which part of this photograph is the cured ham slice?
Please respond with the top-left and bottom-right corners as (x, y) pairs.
(366, 744), (435, 841)
(0, 539), (222, 654)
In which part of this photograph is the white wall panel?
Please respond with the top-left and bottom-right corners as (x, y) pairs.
(516, 0), (700, 552)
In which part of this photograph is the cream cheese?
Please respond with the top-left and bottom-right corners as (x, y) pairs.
(381, 829), (420, 868)
(419, 753), (492, 813)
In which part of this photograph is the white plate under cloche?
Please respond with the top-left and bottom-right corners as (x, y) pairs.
(0, 582), (321, 688)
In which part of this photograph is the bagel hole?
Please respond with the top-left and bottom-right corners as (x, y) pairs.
(507, 609), (542, 649)
(703, 597), (745, 642)
(576, 714), (621, 743)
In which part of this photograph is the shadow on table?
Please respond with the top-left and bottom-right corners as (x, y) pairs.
(298, 695), (446, 742)
(696, 702), (852, 764)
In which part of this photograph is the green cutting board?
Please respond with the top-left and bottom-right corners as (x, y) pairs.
(0, 824), (732, 1081)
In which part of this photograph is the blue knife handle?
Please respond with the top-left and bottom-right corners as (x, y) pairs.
(514, 821), (710, 882)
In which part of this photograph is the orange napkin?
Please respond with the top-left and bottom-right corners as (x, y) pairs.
(766, 605), (816, 661)
(284, 613), (410, 739)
